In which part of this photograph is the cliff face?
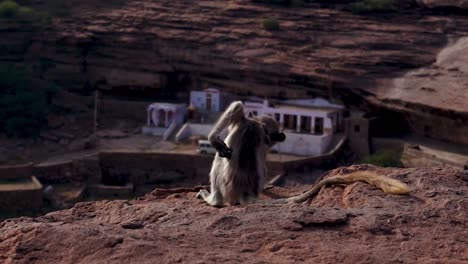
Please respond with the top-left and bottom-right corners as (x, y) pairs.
(1, 165), (467, 263)
(373, 36), (468, 144)
(20, 0), (456, 95)
(1, 0), (468, 142)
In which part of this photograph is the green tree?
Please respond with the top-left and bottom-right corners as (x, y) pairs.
(0, 66), (56, 137)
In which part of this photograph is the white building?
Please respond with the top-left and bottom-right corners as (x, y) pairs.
(190, 88), (232, 112)
(174, 88), (232, 142)
(244, 98), (345, 156)
(142, 103), (186, 140)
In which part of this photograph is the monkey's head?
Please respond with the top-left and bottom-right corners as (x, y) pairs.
(254, 115), (286, 147)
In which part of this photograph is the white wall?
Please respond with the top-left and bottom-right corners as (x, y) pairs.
(176, 123), (229, 143)
(272, 133), (333, 156)
(190, 91), (207, 110)
(176, 123), (213, 142)
(190, 89), (221, 112)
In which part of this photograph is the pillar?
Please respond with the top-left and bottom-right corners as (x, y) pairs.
(147, 109), (151, 126)
(296, 115), (301, 133)
(324, 118), (333, 135)
(310, 115), (315, 134)
(165, 109), (169, 128)
(153, 108), (159, 127)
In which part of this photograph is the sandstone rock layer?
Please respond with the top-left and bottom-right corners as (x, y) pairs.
(1, 165), (467, 263)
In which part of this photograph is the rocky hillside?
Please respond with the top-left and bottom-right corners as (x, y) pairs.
(1, 0), (467, 142)
(1, 165), (467, 263)
(7, 0), (465, 94)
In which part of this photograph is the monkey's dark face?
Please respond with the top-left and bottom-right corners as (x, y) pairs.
(254, 115), (286, 147)
(269, 131), (286, 143)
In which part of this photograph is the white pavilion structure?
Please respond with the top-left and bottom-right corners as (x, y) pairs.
(142, 103), (186, 139)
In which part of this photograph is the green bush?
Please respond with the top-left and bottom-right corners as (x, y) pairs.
(17, 6), (36, 23)
(0, 0), (20, 18)
(362, 150), (403, 168)
(349, 0), (397, 14)
(0, 0), (44, 25)
(0, 66), (56, 137)
(262, 18), (280, 31)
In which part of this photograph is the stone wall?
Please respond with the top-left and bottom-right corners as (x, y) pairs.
(33, 154), (101, 184)
(0, 177), (43, 215)
(0, 163), (33, 180)
(15, 139), (346, 196)
(346, 118), (370, 159)
(0, 163), (43, 215)
(99, 151), (213, 187)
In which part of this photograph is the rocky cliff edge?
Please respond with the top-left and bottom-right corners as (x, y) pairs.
(1, 165), (467, 263)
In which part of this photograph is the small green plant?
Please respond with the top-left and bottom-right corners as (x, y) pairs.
(262, 18), (280, 31)
(349, 0), (397, 14)
(362, 150), (403, 168)
(0, 0), (20, 18)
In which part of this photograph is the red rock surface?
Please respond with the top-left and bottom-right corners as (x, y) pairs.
(1, 165), (467, 263)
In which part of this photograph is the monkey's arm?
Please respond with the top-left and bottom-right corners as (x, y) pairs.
(262, 171), (411, 204)
(208, 101), (245, 159)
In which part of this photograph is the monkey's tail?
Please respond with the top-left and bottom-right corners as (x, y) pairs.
(285, 171), (411, 204)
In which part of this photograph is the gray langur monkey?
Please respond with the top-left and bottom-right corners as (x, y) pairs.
(197, 101), (411, 207)
(196, 101), (286, 206)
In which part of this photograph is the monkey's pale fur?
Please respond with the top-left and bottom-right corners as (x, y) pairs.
(196, 101), (285, 206)
(197, 101), (410, 207)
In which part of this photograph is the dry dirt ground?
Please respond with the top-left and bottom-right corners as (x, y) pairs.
(1, 165), (467, 264)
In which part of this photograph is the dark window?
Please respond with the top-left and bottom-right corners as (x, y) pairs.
(275, 113), (281, 123)
(354, 125), (360, 133)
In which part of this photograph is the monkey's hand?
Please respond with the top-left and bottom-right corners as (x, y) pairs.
(211, 137), (232, 159)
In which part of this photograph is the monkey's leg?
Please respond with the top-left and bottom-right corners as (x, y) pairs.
(239, 195), (256, 205)
(196, 163), (224, 207)
(196, 189), (223, 207)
